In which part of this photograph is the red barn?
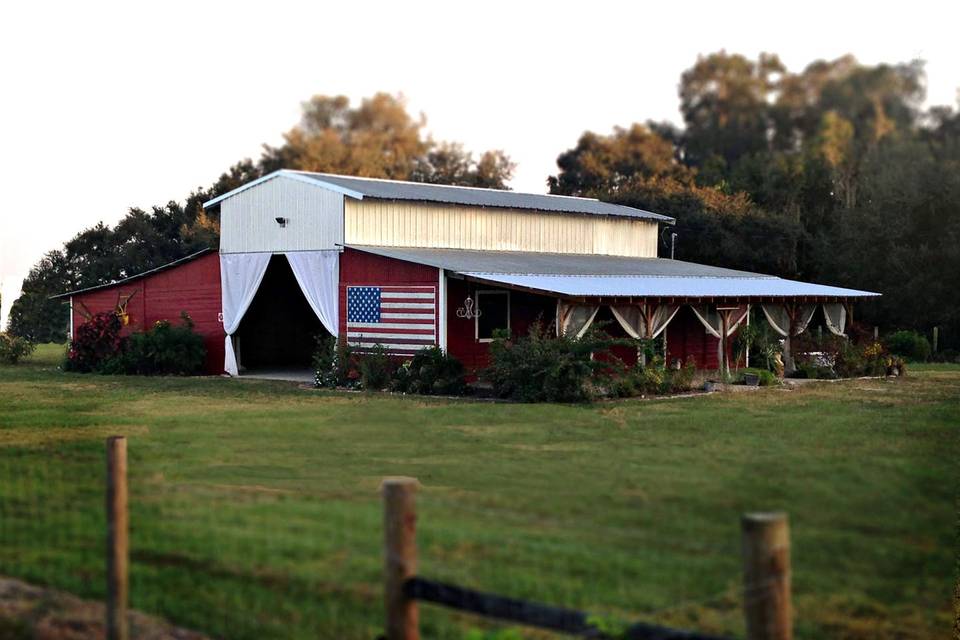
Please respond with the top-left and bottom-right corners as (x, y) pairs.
(63, 249), (224, 374)
(62, 170), (878, 378)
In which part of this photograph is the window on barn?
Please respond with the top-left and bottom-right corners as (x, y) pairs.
(475, 290), (510, 342)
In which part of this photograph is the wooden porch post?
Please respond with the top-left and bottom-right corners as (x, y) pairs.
(720, 311), (730, 376)
(782, 305), (797, 376)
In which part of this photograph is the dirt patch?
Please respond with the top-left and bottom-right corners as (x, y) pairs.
(0, 576), (208, 640)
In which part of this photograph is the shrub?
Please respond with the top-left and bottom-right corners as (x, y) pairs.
(359, 344), (392, 390)
(392, 347), (466, 396)
(313, 335), (361, 389)
(483, 323), (614, 402)
(794, 362), (837, 379)
(101, 313), (206, 375)
(615, 355), (697, 397)
(64, 312), (124, 372)
(884, 330), (931, 362)
(667, 356), (698, 392)
(734, 320), (782, 372)
(0, 333), (35, 365)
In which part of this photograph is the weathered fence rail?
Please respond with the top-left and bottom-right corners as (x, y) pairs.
(404, 576), (728, 640)
(382, 476), (793, 640)
(20, 438), (791, 639)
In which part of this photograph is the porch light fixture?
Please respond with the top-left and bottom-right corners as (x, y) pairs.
(275, 217), (288, 227)
(456, 296), (481, 320)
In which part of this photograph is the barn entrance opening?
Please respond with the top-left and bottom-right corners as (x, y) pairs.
(234, 255), (327, 379)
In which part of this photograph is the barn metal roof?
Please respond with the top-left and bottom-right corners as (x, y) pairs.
(346, 245), (880, 299)
(204, 170), (675, 223)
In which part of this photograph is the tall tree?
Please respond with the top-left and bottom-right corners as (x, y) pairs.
(261, 93), (514, 188)
(679, 51), (785, 175)
(6, 251), (71, 343)
(548, 124), (690, 196)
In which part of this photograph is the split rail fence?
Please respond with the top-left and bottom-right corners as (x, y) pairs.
(381, 477), (791, 640)
(7, 436), (794, 640)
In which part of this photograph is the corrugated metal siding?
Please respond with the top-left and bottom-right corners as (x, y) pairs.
(220, 175), (344, 254)
(288, 171), (673, 222)
(344, 199), (659, 257)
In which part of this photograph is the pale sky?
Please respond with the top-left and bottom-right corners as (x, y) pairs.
(1, 0), (958, 328)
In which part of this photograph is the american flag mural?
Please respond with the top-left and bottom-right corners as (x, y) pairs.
(346, 285), (437, 354)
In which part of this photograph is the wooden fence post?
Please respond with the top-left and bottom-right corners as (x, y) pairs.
(933, 326), (939, 353)
(383, 477), (419, 640)
(106, 436), (129, 640)
(741, 512), (791, 640)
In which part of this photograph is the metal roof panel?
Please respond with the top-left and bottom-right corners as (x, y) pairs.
(462, 273), (879, 298)
(345, 245), (763, 277)
(345, 245), (880, 298)
(203, 170), (674, 223)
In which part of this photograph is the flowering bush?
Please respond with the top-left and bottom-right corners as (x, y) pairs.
(64, 312), (123, 372)
(313, 337), (466, 395)
(313, 335), (361, 389)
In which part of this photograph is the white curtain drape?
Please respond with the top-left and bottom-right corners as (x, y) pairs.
(690, 304), (749, 371)
(285, 251), (339, 337)
(690, 304), (749, 338)
(610, 303), (680, 339)
(760, 302), (818, 375)
(557, 302), (599, 338)
(220, 253), (272, 376)
(761, 304), (790, 337)
(761, 303), (817, 337)
(822, 303), (847, 336)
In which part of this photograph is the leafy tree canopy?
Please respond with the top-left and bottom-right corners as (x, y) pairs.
(261, 93), (514, 188)
(550, 52), (959, 349)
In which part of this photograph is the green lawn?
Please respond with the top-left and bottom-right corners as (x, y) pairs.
(0, 344), (956, 639)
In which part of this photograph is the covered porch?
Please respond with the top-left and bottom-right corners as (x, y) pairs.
(347, 245), (879, 376)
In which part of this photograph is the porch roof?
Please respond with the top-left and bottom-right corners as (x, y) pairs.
(345, 245), (880, 299)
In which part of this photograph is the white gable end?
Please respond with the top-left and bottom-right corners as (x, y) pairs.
(219, 175), (344, 254)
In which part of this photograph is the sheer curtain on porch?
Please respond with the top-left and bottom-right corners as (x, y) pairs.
(557, 301), (600, 338)
(760, 302), (818, 374)
(690, 304), (750, 370)
(822, 302), (847, 336)
(609, 302), (680, 339)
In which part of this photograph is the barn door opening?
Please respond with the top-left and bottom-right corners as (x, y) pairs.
(234, 255), (328, 376)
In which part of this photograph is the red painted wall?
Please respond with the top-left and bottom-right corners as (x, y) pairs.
(665, 306), (743, 370)
(338, 248), (441, 342)
(446, 278), (556, 376)
(71, 252), (225, 374)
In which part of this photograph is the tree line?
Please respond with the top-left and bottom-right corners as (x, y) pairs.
(8, 52), (960, 349)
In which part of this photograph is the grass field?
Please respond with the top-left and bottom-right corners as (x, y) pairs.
(0, 344), (956, 639)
